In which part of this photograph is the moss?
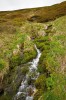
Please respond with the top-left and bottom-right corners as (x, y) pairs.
(21, 66), (29, 75)
(21, 49), (37, 64)
(9, 54), (22, 68)
(35, 74), (46, 90)
(34, 16), (66, 100)
(0, 59), (7, 70)
(0, 94), (12, 100)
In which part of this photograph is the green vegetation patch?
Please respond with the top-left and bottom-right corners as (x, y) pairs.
(0, 59), (5, 70)
(34, 16), (66, 100)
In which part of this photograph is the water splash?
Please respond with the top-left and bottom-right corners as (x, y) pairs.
(14, 45), (41, 100)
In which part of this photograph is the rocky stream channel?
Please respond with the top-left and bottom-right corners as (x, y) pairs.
(13, 45), (41, 100)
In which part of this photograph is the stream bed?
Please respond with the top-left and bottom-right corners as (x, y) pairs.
(14, 45), (41, 100)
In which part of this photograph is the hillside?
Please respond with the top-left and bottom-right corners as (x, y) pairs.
(0, 1), (66, 23)
(0, 1), (66, 100)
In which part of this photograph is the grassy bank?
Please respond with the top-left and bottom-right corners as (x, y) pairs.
(33, 16), (66, 100)
(0, 23), (37, 99)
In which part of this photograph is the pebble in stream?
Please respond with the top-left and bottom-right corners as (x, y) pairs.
(14, 45), (41, 100)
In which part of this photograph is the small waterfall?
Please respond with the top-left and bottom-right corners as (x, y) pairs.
(14, 45), (41, 100)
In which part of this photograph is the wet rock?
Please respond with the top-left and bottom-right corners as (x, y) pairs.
(26, 86), (34, 96)
(19, 84), (26, 92)
(26, 96), (33, 100)
(14, 92), (26, 100)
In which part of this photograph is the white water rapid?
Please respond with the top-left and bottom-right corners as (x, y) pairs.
(14, 45), (41, 100)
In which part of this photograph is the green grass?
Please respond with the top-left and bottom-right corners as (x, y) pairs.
(33, 16), (66, 100)
(0, 59), (5, 70)
(0, 1), (66, 71)
(0, 3), (66, 99)
(53, 16), (66, 33)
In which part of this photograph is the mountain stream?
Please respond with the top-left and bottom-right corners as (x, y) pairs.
(14, 45), (41, 100)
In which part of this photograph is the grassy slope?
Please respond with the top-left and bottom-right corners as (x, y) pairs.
(0, 1), (66, 23)
(0, 1), (66, 99)
(34, 16), (66, 100)
(0, 1), (65, 72)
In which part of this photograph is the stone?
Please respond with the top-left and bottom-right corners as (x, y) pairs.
(14, 92), (26, 100)
(26, 96), (33, 100)
(44, 24), (52, 30)
(26, 86), (34, 96)
(13, 49), (20, 56)
(45, 25), (48, 30)
(38, 30), (46, 36)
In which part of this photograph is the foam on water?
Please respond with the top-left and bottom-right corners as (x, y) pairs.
(14, 45), (41, 100)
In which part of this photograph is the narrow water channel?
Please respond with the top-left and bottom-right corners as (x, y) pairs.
(14, 45), (41, 100)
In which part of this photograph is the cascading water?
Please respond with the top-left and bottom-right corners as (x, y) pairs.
(14, 45), (41, 100)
